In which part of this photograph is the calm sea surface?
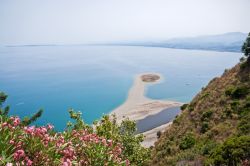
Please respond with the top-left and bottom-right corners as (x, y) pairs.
(0, 45), (241, 130)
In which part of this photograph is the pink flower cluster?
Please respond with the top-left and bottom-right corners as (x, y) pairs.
(13, 149), (32, 165)
(1, 116), (20, 130)
(24, 124), (54, 146)
(1, 116), (55, 165)
(1, 116), (130, 166)
(54, 129), (127, 165)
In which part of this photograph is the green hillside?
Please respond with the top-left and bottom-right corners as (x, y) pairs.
(150, 58), (250, 165)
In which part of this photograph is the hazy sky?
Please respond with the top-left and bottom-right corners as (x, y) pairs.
(0, 0), (249, 45)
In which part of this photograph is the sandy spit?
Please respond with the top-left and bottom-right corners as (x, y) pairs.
(110, 73), (182, 147)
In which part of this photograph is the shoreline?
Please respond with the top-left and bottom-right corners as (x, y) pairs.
(110, 73), (182, 122)
(136, 106), (181, 133)
(110, 73), (183, 147)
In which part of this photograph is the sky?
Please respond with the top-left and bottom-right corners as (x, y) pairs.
(0, 0), (250, 45)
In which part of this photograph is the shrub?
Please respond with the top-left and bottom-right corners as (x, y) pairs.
(201, 122), (209, 133)
(0, 117), (129, 165)
(201, 92), (210, 99)
(230, 100), (240, 113)
(225, 85), (249, 99)
(188, 105), (194, 112)
(95, 115), (150, 165)
(237, 112), (250, 135)
(225, 86), (234, 96)
(0, 91), (150, 166)
(224, 108), (233, 118)
(201, 141), (217, 155)
(210, 136), (250, 165)
(157, 131), (162, 139)
(238, 119), (250, 135)
(201, 110), (213, 121)
(180, 104), (188, 111)
(179, 133), (196, 150)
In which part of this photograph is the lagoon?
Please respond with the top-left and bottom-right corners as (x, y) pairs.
(0, 45), (241, 130)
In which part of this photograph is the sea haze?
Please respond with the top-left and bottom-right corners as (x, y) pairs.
(0, 45), (241, 130)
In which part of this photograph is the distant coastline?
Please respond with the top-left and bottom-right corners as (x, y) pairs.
(5, 32), (247, 53)
(99, 32), (248, 53)
(5, 44), (242, 53)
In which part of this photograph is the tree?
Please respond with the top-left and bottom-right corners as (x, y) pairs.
(22, 109), (44, 125)
(0, 92), (8, 106)
(0, 92), (9, 116)
(242, 32), (250, 63)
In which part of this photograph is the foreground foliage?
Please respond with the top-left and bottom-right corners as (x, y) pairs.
(0, 93), (150, 166)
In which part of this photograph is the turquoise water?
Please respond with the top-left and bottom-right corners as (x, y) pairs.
(0, 45), (241, 130)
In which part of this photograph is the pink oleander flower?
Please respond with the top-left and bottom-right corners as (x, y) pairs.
(102, 138), (107, 146)
(13, 149), (25, 161)
(117, 147), (122, 154)
(62, 158), (72, 166)
(107, 139), (113, 146)
(13, 117), (20, 126)
(1, 122), (8, 128)
(26, 159), (33, 166)
(9, 139), (15, 144)
(24, 126), (35, 135)
(61, 147), (75, 160)
(126, 159), (130, 166)
(40, 127), (47, 133)
(47, 124), (54, 130)
(6, 163), (13, 166)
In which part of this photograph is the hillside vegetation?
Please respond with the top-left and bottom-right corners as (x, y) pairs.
(150, 60), (250, 165)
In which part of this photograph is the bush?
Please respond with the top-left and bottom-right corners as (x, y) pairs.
(180, 104), (188, 111)
(224, 108), (233, 118)
(238, 111), (250, 135)
(230, 100), (240, 113)
(156, 131), (162, 139)
(173, 115), (180, 125)
(225, 86), (234, 96)
(210, 136), (250, 165)
(201, 141), (217, 155)
(201, 122), (209, 133)
(0, 92), (150, 166)
(201, 110), (213, 121)
(188, 105), (194, 112)
(238, 119), (250, 135)
(225, 85), (249, 99)
(179, 133), (196, 150)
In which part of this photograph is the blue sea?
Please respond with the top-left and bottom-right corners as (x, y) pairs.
(0, 45), (241, 130)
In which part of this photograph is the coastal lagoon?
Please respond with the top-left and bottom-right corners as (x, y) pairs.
(0, 45), (241, 130)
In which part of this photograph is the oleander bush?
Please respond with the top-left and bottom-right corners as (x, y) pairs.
(0, 92), (150, 166)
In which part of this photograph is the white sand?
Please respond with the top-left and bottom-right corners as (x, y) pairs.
(110, 73), (182, 147)
(111, 73), (182, 123)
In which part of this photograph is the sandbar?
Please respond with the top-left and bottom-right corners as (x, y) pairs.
(111, 73), (181, 122)
(110, 73), (182, 146)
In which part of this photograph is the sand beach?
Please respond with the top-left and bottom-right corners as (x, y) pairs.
(110, 73), (182, 147)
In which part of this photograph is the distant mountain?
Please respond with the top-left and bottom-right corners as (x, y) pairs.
(109, 32), (248, 52)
